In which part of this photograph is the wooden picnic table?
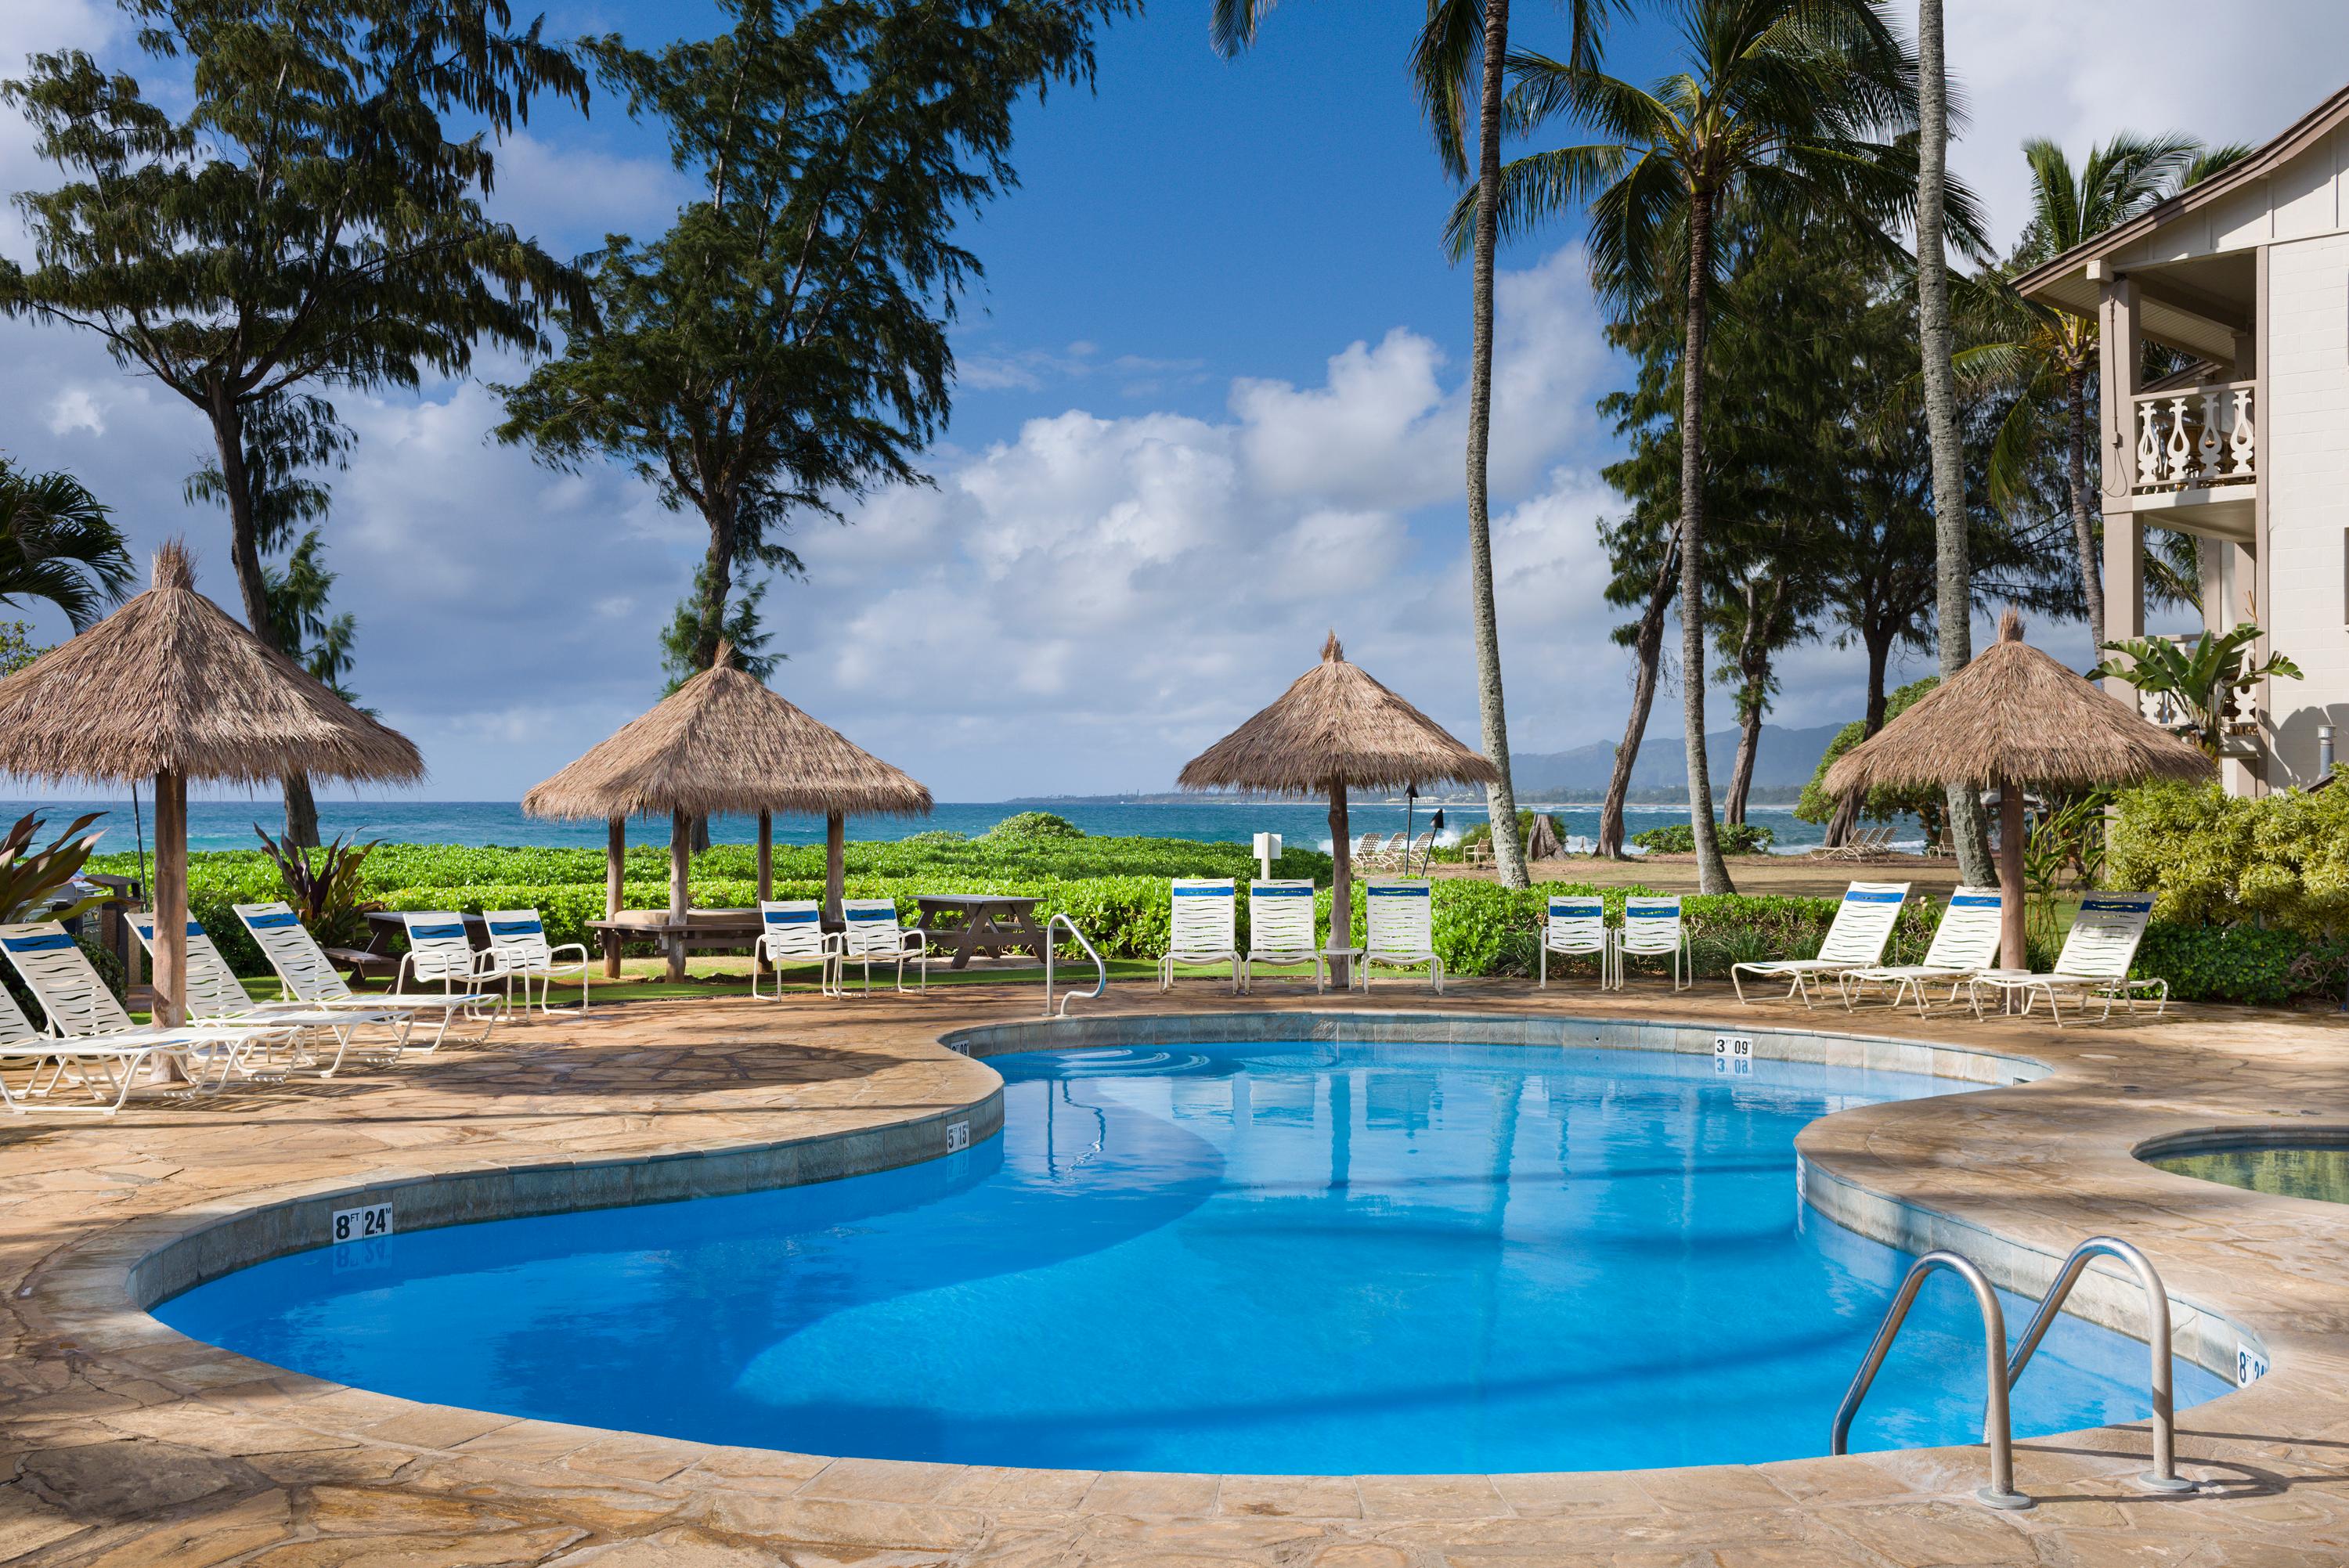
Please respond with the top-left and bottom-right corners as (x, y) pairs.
(586, 909), (768, 982)
(915, 894), (1048, 970)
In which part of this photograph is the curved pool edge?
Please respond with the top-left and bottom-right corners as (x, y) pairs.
(15, 989), (2349, 1563)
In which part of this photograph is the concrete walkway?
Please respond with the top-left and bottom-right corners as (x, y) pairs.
(6, 980), (2349, 1566)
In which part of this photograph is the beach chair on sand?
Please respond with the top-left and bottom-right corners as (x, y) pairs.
(1539, 895), (1612, 989)
(1355, 832), (1388, 871)
(752, 900), (841, 999)
(0, 921), (292, 1090)
(482, 909), (592, 1016)
(1160, 878), (1240, 993)
(0, 961), (207, 1116)
(836, 898), (929, 993)
(233, 902), (495, 1049)
(130, 914), (407, 1076)
(1360, 878), (1442, 993)
(1968, 893), (2167, 1026)
(1835, 888), (2004, 1015)
(1615, 895), (1689, 990)
(1730, 882), (1910, 1007)
(1244, 879), (1318, 991)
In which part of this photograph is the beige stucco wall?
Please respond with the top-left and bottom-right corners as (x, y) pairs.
(2260, 230), (2349, 784)
(2114, 124), (2349, 265)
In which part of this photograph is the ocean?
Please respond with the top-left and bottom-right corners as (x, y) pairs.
(0, 796), (1871, 856)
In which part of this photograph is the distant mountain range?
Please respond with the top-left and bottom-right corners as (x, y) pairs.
(1510, 723), (1846, 798)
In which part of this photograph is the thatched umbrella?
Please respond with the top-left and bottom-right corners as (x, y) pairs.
(522, 643), (930, 980)
(0, 542), (423, 1024)
(1823, 611), (2208, 968)
(1178, 633), (1499, 982)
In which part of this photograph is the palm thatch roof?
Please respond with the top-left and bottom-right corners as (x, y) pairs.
(1178, 633), (1500, 795)
(0, 541), (423, 787)
(1823, 611), (2210, 796)
(523, 646), (932, 821)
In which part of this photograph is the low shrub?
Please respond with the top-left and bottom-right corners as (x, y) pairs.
(1631, 821), (1777, 856)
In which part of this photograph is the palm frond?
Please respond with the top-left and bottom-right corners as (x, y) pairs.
(1412, 0), (1485, 182)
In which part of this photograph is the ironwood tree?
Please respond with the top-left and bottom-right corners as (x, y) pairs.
(1, 0), (588, 845)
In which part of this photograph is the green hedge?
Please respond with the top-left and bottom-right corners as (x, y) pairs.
(1629, 822), (1777, 856)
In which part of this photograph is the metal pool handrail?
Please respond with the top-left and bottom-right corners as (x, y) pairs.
(1831, 1249), (2031, 1510)
(1043, 914), (1106, 1018)
(2006, 1236), (2192, 1493)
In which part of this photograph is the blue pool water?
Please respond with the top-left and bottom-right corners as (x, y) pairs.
(157, 1042), (2225, 1474)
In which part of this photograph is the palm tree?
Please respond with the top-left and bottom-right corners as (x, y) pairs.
(1212, 0), (1621, 891)
(0, 459), (132, 632)
(1463, 0), (1932, 895)
(1963, 133), (2245, 658)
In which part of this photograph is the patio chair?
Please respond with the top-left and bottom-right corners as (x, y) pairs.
(233, 902), (495, 1050)
(1615, 895), (1689, 991)
(399, 913), (496, 999)
(1355, 832), (1387, 871)
(836, 897), (929, 993)
(1968, 893), (2167, 1025)
(0, 921), (290, 1089)
(1835, 888), (2004, 1015)
(1243, 878), (1319, 990)
(1539, 894), (1612, 989)
(1160, 878), (1240, 993)
(130, 914), (408, 1076)
(1730, 882), (1911, 1007)
(0, 964), (207, 1116)
(1402, 829), (1437, 874)
(1359, 878), (1442, 993)
(482, 909), (592, 1016)
(752, 900), (842, 999)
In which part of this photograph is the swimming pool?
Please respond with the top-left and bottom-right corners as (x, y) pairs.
(2149, 1139), (2349, 1205)
(156, 1040), (2226, 1474)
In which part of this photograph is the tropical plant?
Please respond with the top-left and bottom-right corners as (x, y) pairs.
(1212, 0), (1623, 895)
(0, 810), (110, 925)
(1464, 0), (1958, 896)
(497, 0), (1117, 694)
(1632, 820), (1774, 855)
(2022, 789), (2110, 951)
(2094, 625), (2301, 759)
(1, 0), (587, 844)
(980, 811), (1086, 843)
(0, 621), (41, 676)
(252, 828), (383, 950)
(0, 458), (132, 630)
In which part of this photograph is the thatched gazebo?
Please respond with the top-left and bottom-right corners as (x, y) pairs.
(1178, 633), (1499, 981)
(0, 542), (423, 1024)
(1823, 611), (2208, 967)
(522, 643), (930, 980)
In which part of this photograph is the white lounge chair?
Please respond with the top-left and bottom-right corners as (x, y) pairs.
(1360, 878), (1442, 992)
(1402, 829), (1436, 874)
(0, 921), (290, 1089)
(836, 897), (928, 993)
(752, 900), (841, 998)
(1160, 878), (1240, 993)
(233, 902), (495, 1049)
(399, 913), (496, 998)
(1730, 882), (1910, 1007)
(0, 966), (204, 1116)
(1835, 887), (2004, 1015)
(1968, 893), (2167, 1025)
(483, 909), (592, 1016)
(1244, 878), (1319, 990)
(1615, 895), (1689, 990)
(1355, 832), (1387, 871)
(130, 914), (407, 1076)
(1539, 894), (1612, 989)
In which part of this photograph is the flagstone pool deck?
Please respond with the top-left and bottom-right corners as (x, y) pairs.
(8, 980), (2349, 1567)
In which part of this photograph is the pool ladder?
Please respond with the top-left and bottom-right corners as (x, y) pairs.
(1042, 914), (1106, 1018)
(1831, 1235), (2194, 1510)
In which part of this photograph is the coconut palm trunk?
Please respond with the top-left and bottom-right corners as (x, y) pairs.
(1676, 189), (1733, 895)
(1599, 525), (1678, 859)
(1466, 0), (1529, 889)
(1915, 0), (1995, 887)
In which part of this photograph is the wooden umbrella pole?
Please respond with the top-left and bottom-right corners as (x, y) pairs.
(153, 769), (187, 1028)
(1999, 782), (2027, 971)
(1328, 780), (1351, 989)
(824, 811), (846, 924)
(602, 818), (625, 979)
(757, 810), (774, 902)
(667, 807), (691, 982)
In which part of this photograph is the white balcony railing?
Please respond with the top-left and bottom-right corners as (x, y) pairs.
(2132, 380), (2255, 496)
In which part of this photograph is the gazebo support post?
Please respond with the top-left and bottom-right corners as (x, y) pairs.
(667, 807), (691, 982)
(1999, 781), (2027, 970)
(1327, 780), (1351, 989)
(824, 812), (846, 924)
(757, 811), (774, 902)
(602, 817), (625, 980)
(153, 769), (186, 1027)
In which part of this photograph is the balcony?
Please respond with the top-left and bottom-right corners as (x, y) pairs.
(2129, 381), (2256, 535)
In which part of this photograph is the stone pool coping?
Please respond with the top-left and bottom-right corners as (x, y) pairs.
(9, 983), (2349, 1565)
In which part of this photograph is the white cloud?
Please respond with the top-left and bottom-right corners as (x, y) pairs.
(44, 386), (104, 436)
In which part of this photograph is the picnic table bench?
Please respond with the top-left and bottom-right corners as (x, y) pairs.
(915, 894), (1048, 970)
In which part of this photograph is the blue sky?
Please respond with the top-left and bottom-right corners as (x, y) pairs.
(4, 0), (2344, 802)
